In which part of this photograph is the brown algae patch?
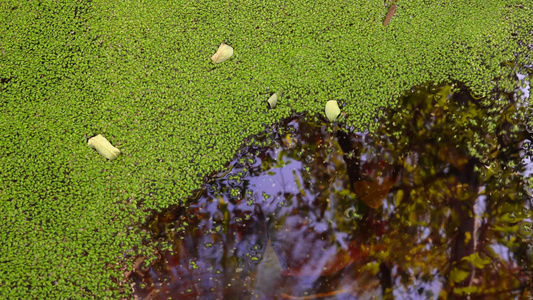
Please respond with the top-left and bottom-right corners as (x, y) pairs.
(127, 83), (533, 299)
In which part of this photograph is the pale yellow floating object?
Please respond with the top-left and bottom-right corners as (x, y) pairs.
(267, 93), (278, 109)
(87, 134), (121, 160)
(211, 43), (233, 63)
(325, 100), (341, 122)
(267, 90), (282, 109)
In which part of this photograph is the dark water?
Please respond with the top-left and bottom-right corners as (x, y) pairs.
(127, 83), (533, 299)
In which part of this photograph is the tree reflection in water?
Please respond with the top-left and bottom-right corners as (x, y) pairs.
(128, 83), (533, 299)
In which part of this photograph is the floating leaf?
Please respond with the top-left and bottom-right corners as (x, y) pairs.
(383, 4), (397, 26)
(325, 100), (340, 122)
(87, 134), (121, 160)
(211, 43), (233, 63)
(267, 93), (278, 109)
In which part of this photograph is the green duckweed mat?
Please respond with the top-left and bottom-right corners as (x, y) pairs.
(1, 0), (532, 298)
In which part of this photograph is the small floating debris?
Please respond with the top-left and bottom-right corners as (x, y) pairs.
(211, 43), (233, 63)
(267, 90), (282, 109)
(383, 4), (397, 26)
(87, 134), (121, 160)
(325, 100), (341, 122)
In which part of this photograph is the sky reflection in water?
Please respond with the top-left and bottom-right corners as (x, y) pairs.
(129, 83), (533, 299)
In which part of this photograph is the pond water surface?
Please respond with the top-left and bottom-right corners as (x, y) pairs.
(127, 83), (533, 299)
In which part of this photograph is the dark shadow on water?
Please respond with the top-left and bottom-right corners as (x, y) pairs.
(127, 83), (533, 299)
